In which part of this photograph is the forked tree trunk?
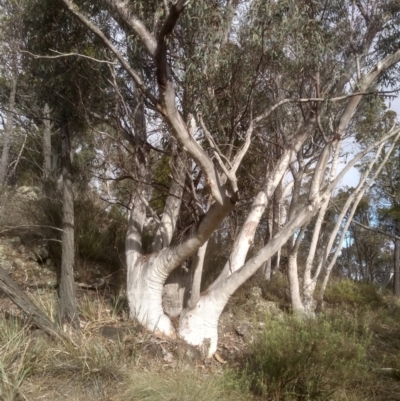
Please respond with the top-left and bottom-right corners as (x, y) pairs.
(58, 117), (79, 329)
(127, 192), (235, 337)
(179, 194), (325, 356)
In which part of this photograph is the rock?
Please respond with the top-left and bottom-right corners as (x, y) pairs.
(248, 286), (283, 319)
(219, 312), (234, 335)
(99, 325), (128, 341)
(234, 320), (254, 344)
(249, 286), (263, 299)
(235, 320), (252, 336)
(32, 243), (49, 263)
(9, 237), (21, 246)
(0, 260), (13, 272)
(174, 341), (202, 363)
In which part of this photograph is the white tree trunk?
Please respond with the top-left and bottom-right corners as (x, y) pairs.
(179, 195), (324, 355)
(288, 252), (304, 313)
(302, 143), (340, 313)
(209, 148), (294, 290)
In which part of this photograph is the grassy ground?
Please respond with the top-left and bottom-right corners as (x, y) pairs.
(1, 278), (400, 401)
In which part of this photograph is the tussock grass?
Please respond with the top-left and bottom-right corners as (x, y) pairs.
(117, 369), (247, 401)
(0, 317), (46, 401)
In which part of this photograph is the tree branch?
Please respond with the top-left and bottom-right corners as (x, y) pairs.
(104, 0), (157, 56)
(352, 220), (400, 241)
(60, 0), (158, 107)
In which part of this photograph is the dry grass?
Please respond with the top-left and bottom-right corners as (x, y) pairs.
(3, 273), (400, 400)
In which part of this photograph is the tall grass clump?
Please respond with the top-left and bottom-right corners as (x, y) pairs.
(40, 333), (127, 397)
(0, 317), (45, 401)
(242, 313), (370, 400)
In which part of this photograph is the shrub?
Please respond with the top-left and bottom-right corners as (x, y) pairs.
(242, 313), (370, 400)
(324, 279), (384, 309)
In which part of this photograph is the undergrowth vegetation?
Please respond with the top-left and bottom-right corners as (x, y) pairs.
(242, 313), (370, 400)
(1, 277), (400, 400)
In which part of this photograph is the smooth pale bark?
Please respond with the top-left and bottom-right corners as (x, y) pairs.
(209, 146), (296, 290)
(162, 266), (191, 318)
(179, 188), (326, 355)
(303, 143), (340, 313)
(154, 153), (186, 317)
(43, 103), (52, 178)
(162, 193), (210, 317)
(127, 182), (235, 336)
(187, 240), (208, 308)
(58, 118), (79, 329)
(288, 252), (304, 312)
(180, 127), (400, 353)
(162, 240), (209, 317)
(272, 181), (283, 272)
(286, 157), (307, 313)
(180, 142), (334, 353)
(0, 74), (17, 186)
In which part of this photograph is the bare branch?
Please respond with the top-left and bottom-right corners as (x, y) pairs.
(0, 225), (63, 234)
(351, 220), (400, 241)
(21, 49), (117, 64)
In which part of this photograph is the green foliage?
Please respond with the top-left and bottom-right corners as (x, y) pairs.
(324, 279), (385, 309)
(260, 272), (291, 306)
(242, 313), (370, 400)
(74, 199), (126, 268)
(36, 188), (126, 280)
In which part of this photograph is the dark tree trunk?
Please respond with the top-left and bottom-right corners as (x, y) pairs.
(58, 116), (79, 328)
(43, 103), (52, 178)
(394, 238), (400, 297)
(0, 263), (61, 337)
(0, 73), (17, 186)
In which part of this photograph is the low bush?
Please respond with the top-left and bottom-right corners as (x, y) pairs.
(241, 313), (370, 400)
(324, 279), (384, 309)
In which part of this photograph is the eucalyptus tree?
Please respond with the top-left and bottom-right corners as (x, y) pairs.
(34, 0), (400, 354)
(0, 0), (23, 186)
(21, 0), (116, 328)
